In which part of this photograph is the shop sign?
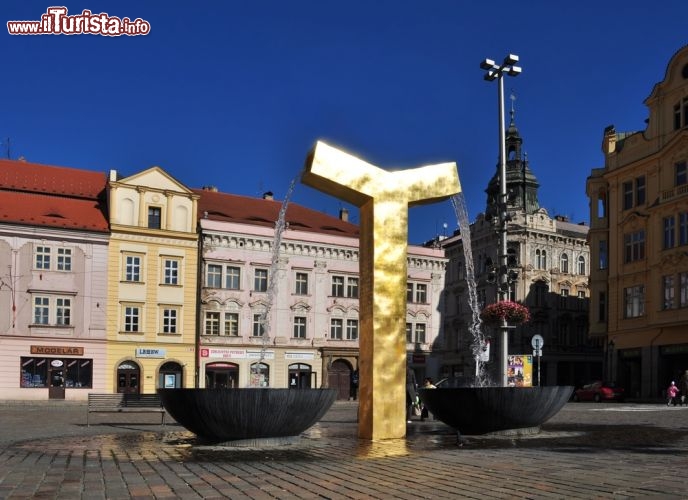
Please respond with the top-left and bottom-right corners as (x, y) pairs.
(661, 344), (688, 355)
(31, 345), (84, 356)
(285, 351), (315, 360)
(50, 359), (64, 367)
(202, 348), (274, 360)
(135, 348), (166, 358)
(412, 354), (426, 364)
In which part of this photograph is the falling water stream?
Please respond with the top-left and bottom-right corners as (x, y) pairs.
(255, 173), (300, 379)
(450, 193), (489, 387)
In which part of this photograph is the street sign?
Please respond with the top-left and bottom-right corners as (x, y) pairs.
(533, 349), (542, 357)
(531, 334), (544, 349)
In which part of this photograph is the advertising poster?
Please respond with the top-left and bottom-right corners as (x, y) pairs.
(507, 355), (533, 387)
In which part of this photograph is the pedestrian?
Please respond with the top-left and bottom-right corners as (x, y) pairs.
(406, 367), (417, 423)
(680, 370), (688, 406)
(667, 381), (679, 406)
(420, 377), (436, 421)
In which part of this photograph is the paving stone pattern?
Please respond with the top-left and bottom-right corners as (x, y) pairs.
(1, 401), (688, 499)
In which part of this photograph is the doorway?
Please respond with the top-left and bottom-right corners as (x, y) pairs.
(328, 359), (352, 400)
(117, 361), (141, 394)
(205, 362), (239, 388)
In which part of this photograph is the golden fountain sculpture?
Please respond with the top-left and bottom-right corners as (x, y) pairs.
(303, 141), (461, 440)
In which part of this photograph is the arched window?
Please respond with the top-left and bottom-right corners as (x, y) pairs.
(288, 363), (312, 389)
(560, 253), (569, 274)
(536, 249), (542, 269)
(542, 250), (547, 270)
(159, 361), (183, 389)
(577, 256), (586, 275)
(249, 362), (270, 387)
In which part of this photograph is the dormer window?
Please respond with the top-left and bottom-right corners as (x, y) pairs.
(673, 97), (688, 130)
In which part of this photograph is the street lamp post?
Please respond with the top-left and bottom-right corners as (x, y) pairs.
(481, 54), (521, 387)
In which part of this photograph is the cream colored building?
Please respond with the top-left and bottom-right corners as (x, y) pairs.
(438, 111), (598, 386)
(587, 46), (688, 399)
(194, 189), (447, 399)
(105, 167), (199, 394)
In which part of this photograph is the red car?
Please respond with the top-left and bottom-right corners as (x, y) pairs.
(573, 381), (624, 402)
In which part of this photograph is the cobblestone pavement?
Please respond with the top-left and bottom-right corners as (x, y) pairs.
(1, 400), (688, 499)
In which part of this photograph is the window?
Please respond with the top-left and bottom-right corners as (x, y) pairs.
(541, 250), (547, 270)
(535, 249), (542, 269)
(293, 316), (307, 339)
(250, 362), (269, 387)
(560, 253), (569, 274)
(163, 259), (179, 285)
(34, 297), (49, 324)
(623, 181), (633, 210)
(162, 308), (178, 333)
(124, 305), (141, 332)
(224, 313), (239, 336)
(330, 318), (343, 340)
(254, 269), (268, 292)
(295, 272), (308, 295)
(534, 283), (547, 307)
(681, 272), (688, 308)
(252, 314), (265, 337)
(148, 206), (162, 229)
(624, 285), (645, 318)
(21, 357), (92, 388)
(599, 240), (608, 270)
(598, 292), (606, 322)
(205, 312), (220, 335)
(56, 298), (71, 326)
(676, 161), (687, 187)
(35, 246), (51, 270)
(346, 277), (359, 299)
(635, 176), (646, 206)
(407, 283), (428, 303)
(680, 212), (688, 246)
(662, 275), (675, 310)
(346, 319), (358, 340)
(406, 323), (412, 343)
(664, 216), (676, 249)
(206, 264), (222, 288)
(332, 276), (345, 297)
(560, 288), (569, 309)
(57, 248), (72, 271)
(577, 256), (586, 275)
(414, 323), (426, 344)
(33, 296), (73, 326)
(226, 266), (241, 290)
(624, 230), (645, 263)
(124, 255), (142, 282)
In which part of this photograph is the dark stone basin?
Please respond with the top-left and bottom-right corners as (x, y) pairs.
(418, 385), (573, 435)
(158, 388), (337, 443)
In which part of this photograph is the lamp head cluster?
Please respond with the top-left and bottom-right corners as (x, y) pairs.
(481, 54), (521, 81)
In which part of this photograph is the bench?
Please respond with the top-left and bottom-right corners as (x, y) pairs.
(87, 393), (166, 426)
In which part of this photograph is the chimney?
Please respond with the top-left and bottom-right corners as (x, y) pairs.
(339, 207), (349, 222)
(109, 169), (118, 181)
(202, 185), (218, 192)
(263, 191), (274, 200)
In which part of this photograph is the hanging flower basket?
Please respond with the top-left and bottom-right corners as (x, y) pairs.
(480, 301), (530, 326)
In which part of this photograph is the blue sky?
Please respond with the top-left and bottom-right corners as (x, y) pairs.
(4, 1), (687, 244)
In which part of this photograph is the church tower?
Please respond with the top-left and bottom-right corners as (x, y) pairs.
(485, 99), (540, 217)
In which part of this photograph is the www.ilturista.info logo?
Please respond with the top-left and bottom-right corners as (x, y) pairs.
(7, 7), (150, 36)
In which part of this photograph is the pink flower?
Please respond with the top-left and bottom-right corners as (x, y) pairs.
(480, 301), (531, 326)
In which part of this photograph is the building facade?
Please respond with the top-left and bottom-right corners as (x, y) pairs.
(587, 45), (688, 399)
(0, 159), (109, 400)
(195, 188), (447, 399)
(439, 111), (600, 386)
(105, 167), (199, 394)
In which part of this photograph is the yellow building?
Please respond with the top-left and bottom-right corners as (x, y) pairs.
(105, 167), (199, 394)
(587, 45), (688, 399)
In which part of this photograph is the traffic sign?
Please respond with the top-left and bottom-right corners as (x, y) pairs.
(531, 334), (544, 349)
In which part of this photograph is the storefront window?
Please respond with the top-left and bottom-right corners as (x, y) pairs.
(21, 357), (92, 388)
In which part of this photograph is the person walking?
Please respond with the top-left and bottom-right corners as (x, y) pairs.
(667, 381), (679, 406)
(420, 377), (436, 421)
(680, 370), (688, 406)
(406, 367), (417, 423)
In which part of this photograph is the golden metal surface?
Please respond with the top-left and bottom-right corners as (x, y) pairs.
(303, 141), (461, 440)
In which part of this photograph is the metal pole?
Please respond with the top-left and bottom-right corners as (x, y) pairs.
(497, 70), (510, 388)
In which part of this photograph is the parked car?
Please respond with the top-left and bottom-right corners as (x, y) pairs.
(572, 381), (624, 402)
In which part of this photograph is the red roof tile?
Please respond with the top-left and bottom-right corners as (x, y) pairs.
(0, 159), (109, 232)
(0, 158), (106, 199)
(192, 189), (359, 238)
